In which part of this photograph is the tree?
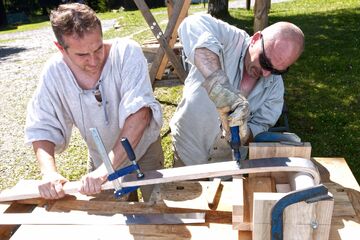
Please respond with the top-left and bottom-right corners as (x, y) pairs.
(208, 0), (229, 19)
(0, 0), (7, 27)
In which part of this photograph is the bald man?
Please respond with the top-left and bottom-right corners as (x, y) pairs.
(170, 14), (304, 167)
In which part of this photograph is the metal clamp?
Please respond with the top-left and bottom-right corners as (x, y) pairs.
(271, 184), (332, 240)
(90, 128), (144, 198)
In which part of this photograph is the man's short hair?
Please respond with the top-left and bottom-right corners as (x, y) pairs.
(50, 3), (102, 49)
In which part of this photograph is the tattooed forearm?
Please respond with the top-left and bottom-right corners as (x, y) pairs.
(194, 48), (221, 78)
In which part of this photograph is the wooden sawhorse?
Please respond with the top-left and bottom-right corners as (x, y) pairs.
(133, 0), (191, 86)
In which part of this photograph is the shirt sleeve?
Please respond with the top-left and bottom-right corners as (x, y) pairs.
(117, 40), (162, 133)
(24, 63), (73, 153)
(178, 13), (247, 66)
(248, 77), (285, 137)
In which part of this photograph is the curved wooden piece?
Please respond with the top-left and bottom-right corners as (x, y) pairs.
(0, 157), (320, 202)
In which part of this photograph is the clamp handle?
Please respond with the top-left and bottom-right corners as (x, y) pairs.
(230, 126), (241, 165)
(121, 138), (136, 161)
(121, 138), (144, 179)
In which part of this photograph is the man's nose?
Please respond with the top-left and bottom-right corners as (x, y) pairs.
(89, 54), (98, 66)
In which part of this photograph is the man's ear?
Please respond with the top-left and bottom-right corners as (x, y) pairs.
(251, 31), (262, 44)
(54, 41), (65, 53)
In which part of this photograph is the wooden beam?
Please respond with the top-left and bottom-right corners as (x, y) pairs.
(0, 157), (320, 202)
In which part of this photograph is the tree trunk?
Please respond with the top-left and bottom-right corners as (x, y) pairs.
(208, 0), (229, 19)
(253, 0), (271, 32)
(0, 0), (7, 27)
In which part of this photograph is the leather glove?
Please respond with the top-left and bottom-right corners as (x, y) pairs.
(202, 69), (250, 139)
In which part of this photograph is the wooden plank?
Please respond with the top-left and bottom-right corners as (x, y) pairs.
(249, 142), (312, 182)
(205, 178), (222, 206)
(313, 157), (360, 240)
(248, 177), (275, 224)
(252, 192), (334, 240)
(232, 176), (244, 229)
(10, 224), (239, 240)
(313, 157), (360, 191)
(0, 157), (320, 202)
(249, 142), (312, 159)
(0, 211), (205, 225)
(0, 202), (37, 240)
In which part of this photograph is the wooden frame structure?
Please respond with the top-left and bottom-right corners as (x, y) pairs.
(133, 0), (191, 85)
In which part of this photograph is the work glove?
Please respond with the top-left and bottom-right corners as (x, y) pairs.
(202, 69), (250, 144)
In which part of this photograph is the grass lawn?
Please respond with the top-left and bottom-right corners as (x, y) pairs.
(0, 0), (358, 188)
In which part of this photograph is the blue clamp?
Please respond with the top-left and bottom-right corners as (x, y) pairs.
(230, 126), (241, 166)
(271, 184), (332, 240)
(109, 138), (144, 198)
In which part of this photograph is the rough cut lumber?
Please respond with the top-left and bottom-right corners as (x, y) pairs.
(0, 157), (321, 202)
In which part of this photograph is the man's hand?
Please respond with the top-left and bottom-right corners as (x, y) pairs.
(203, 69), (249, 118)
(38, 172), (68, 199)
(203, 69), (250, 142)
(79, 167), (108, 195)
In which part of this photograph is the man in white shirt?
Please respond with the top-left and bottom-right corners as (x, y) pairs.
(25, 3), (163, 201)
(170, 14), (304, 166)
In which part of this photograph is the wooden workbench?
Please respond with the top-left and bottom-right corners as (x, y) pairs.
(0, 157), (359, 239)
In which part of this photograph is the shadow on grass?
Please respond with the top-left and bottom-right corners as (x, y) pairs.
(0, 46), (27, 59)
(226, 7), (360, 181)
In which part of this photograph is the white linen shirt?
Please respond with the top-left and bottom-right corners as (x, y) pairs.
(170, 14), (284, 166)
(25, 38), (162, 169)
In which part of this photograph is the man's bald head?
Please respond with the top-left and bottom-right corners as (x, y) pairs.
(262, 22), (305, 65)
